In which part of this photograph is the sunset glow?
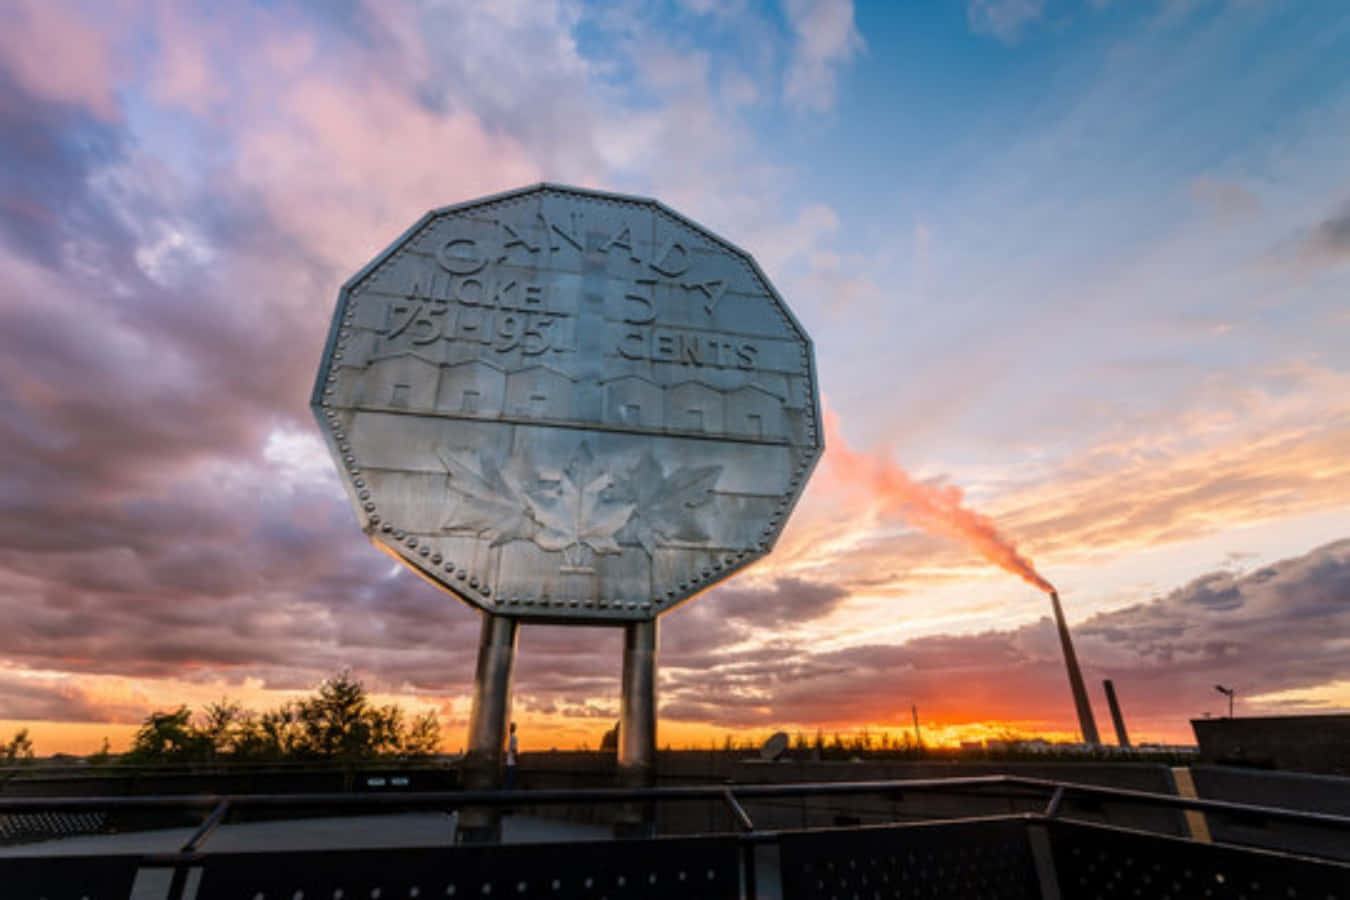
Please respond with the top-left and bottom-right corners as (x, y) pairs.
(2, 0), (1349, 758)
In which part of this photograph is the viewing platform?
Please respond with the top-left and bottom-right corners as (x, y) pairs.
(3, 773), (1348, 899)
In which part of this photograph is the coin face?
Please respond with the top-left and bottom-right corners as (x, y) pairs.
(312, 184), (823, 623)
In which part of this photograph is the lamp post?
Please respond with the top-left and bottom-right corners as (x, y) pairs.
(1214, 684), (1235, 718)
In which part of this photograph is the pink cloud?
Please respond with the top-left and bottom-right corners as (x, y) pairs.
(0, 0), (122, 119)
(238, 75), (539, 269)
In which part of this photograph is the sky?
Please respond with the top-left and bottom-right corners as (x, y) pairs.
(1, 0), (1349, 754)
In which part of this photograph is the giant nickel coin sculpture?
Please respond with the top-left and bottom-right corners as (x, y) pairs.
(311, 184), (822, 835)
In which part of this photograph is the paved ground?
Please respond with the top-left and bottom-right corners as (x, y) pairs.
(0, 811), (611, 856)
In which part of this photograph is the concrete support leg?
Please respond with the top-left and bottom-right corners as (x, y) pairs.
(616, 618), (657, 837)
(457, 612), (518, 844)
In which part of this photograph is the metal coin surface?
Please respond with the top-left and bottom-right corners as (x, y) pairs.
(312, 184), (822, 622)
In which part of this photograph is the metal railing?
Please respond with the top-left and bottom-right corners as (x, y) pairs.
(3, 775), (1349, 898)
(7, 773), (1350, 835)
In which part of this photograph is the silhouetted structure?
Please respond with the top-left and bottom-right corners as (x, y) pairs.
(1192, 714), (1350, 775)
(1103, 679), (1130, 748)
(1050, 591), (1100, 745)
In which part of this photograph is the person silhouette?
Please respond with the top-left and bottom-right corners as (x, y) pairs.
(504, 721), (518, 791)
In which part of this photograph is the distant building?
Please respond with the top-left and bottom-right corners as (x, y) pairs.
(1011, 739), (1053, 754)
(1192, 714), (1350, 775)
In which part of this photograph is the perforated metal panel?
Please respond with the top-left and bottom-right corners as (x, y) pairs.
(777, 816), (1040, 900)
(0, 810), (108, 844)
(194, 834), (742, 900)
(1049, 818), (1350, 900)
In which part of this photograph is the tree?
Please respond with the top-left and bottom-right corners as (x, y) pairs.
(400, 710), (441, 758)
(199, 699), (246, 761)
(253, 701), (306, 760)
(126, 707), (207, 762)
(366, 703), (406, 757)
(3, 728), (35, 763)
(118, 671), (443, 765)
(88, 737), (114, 765)
(599, 722), (619, 752)
(297, 670), (375, 760)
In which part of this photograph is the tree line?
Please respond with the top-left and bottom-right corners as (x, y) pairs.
(123, 671), (441, 764)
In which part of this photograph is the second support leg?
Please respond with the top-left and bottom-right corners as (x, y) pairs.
(617, 618), (657, 836)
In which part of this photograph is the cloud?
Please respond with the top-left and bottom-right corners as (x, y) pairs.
(0, 0), (855, 748)
(747, 203), (840, 275)
(1188, 176), (1261, 221)
(659, 576), (851, 659)
(654, 539), (1350, 737)
(1298, 200), (1350, 262)
(966, 0), (1046, 43)
(764, 360), (1350, 602)
(0, 68), (129, 268)
(0, 0), (121, 119)
(361, 0), (600, 179)
(782, 0), (865, 112)
(0, 670), (150, 724)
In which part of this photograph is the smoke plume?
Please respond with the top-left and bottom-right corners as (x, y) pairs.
(823, 411), (1055, 594)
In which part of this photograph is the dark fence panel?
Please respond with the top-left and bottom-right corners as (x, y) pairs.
(1048, 818), (1350, 900)
(190, 835), (742, 900)
(777, 815), (1040, 900)
(0, 853), (141, 900)
(1189, 764), (1350, 862)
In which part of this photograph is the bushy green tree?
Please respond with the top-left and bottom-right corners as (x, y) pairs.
(296, 670), (377, 759)
(3, 728), (35, 763)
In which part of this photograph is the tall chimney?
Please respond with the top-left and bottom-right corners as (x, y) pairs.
(1050, 591), (1100, 745)
(1102, 679), (1130, 748)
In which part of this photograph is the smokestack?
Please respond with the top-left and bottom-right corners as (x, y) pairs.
(1050, 591), (1100, 746)
(1102, 679), (1130, 748)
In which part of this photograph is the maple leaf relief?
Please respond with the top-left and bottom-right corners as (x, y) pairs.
(439, 442), (723, 567)
(609, 451), (723, 558)
(521, 443), (635, 568)
(437, 445), (540, 547)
